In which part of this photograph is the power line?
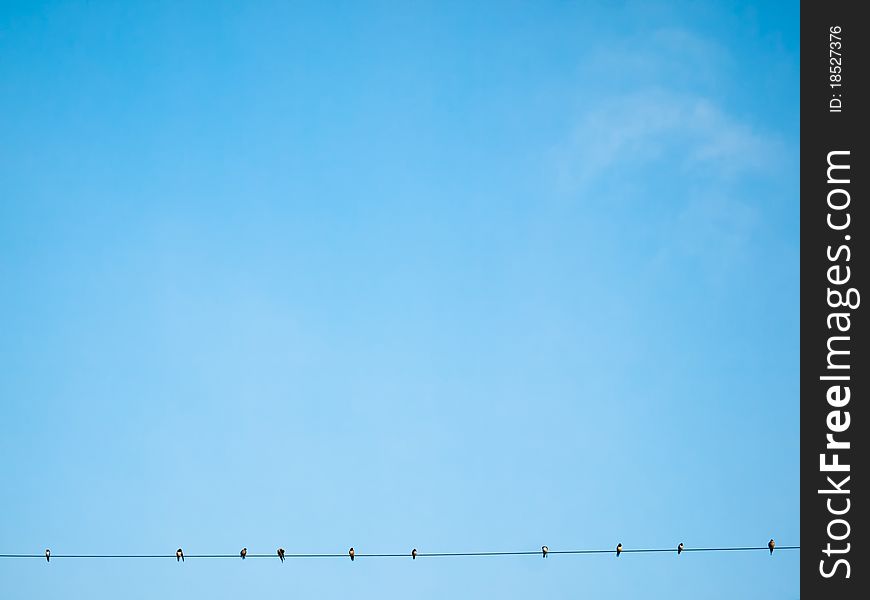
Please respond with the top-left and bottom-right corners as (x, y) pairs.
(0, 545), (799, 560)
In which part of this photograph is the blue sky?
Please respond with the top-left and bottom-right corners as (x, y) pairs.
(0, 1), (798, 598)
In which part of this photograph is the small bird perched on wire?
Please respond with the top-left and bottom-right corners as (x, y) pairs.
(277, 548), (285, 562)
(176, 548), (184, 562)
(411, 548), (417, 560)
(542, 546), (548, 558)
(240, 548), (247, 560)
(678, 543), (684, 555)
(769, 539), (775, 555)
(349, 547), (355, 561)
(45, 549), (50, 563)
(616, 543), (622, 557)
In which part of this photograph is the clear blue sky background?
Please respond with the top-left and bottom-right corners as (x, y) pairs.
(1, 1), (798, 598)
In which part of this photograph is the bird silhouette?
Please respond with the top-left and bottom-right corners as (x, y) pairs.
(542, 546), (548, 558)
(176, 548), (184, 562)
(278, 548), (285, 562)
(411, 548), (417, 560)
(677, 543), (684, 555)
(349, 547), (355, 561)
(616, 543), (622, 557)
(45, 549), (50, 563)
(769, 539), (775, 555)
(240, 548), (247, 560)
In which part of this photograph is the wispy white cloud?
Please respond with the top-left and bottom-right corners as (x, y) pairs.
(555, 87), (782, 191)
(553, 26), (786, 190)
(548, 27), (790, 284)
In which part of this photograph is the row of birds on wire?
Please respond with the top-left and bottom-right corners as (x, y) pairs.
(40, 540), (779, 562)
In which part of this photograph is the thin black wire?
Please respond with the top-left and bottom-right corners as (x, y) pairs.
(0, 546), (800, 559)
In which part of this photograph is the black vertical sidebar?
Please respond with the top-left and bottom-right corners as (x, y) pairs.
(801, 1), (867, 597)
